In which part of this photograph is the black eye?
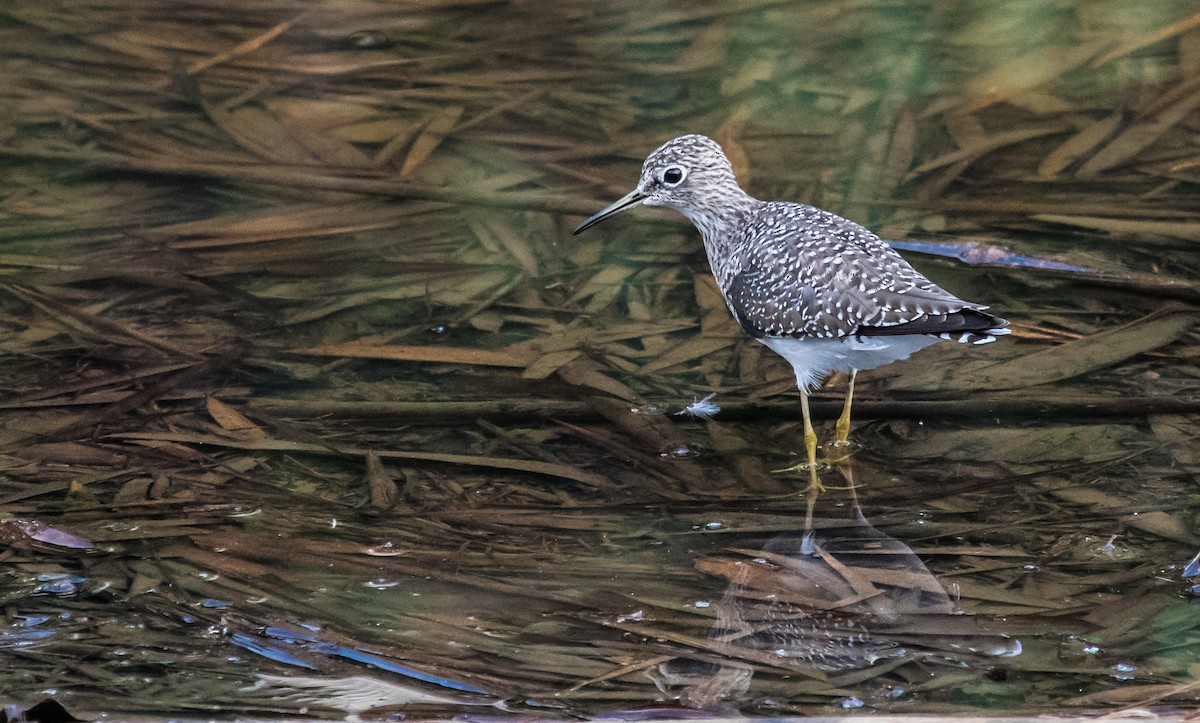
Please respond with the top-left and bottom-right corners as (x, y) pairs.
(662, 166), (685, 185)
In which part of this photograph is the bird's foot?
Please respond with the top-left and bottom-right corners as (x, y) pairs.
(770, 460), (828, 494)
(771, 458), (829, 476)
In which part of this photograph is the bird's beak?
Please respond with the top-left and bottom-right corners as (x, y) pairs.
(573, 188), (648, 235)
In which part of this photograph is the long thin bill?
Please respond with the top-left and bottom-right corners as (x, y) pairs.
(573, 188), (647, 235)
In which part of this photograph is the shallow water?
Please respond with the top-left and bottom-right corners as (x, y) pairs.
(2, 0), (1199, 719)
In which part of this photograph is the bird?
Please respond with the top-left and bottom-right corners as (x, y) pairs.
(574, 134), (1009, 495)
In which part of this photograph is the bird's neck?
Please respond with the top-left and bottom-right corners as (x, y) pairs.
(676, 184), (758, 280)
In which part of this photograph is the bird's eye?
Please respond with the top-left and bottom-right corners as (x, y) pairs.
(661, 166), (686, 187)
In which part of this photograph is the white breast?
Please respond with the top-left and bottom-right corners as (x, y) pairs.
(761, 335), (943, 392)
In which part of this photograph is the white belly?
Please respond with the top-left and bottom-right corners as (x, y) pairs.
(761, 335), (942, 392)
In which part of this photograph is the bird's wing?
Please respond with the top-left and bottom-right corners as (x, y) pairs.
(724, 205), (983, 339)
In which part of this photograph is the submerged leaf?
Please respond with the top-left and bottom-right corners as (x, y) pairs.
(297, 340), (533, 367)
(206, 397), (268, 441)
(896, 309), (1196, 391)
(400, 105), (465, 177)
(1077, 84), (1200, 177)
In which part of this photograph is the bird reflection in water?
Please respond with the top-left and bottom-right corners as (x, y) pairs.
(659, 467), (1022, 708)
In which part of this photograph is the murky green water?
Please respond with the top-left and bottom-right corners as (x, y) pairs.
(2, 0), (1199, 719)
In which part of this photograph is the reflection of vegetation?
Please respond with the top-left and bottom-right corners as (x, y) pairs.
(1, 0), (1199, 717)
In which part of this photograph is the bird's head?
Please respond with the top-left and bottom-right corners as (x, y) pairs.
(574, 134), (743, 235)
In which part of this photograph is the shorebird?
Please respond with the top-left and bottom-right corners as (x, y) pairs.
(575, 134), (1009, 495)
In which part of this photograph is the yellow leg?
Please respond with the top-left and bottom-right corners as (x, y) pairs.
(799, 389), (824, 494)
(833, 369), (857, 448)
(834, 455), (865, 519)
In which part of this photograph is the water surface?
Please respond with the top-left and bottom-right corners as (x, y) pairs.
(1, 0), (1199, 718)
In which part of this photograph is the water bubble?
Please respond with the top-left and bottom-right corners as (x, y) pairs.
(704, 521), (723, 530)
(345, 29), (396, 49)
(989, 637), (1023, 657)
(840, 696), (865, 709)
(665, 446), (696, 459)
(1112, 662), (1136, 680)
(364, 579), (400, 589)
(1058, 635), (1095, 662)
(365, 543), (406, 557)
(693, 600), (711, 609)
(1083, 644), (1101, 655)
(616, 610), (645, 623)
